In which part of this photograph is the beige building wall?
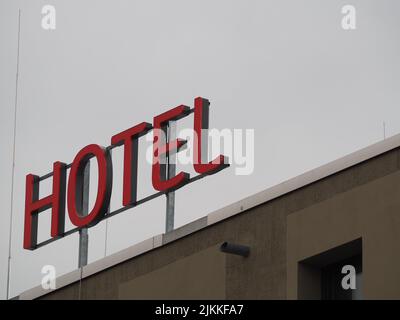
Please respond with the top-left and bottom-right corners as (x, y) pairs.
(287, 170), (400, 299)
(39, 148), (400, 300)
(118, 245), (226, 299)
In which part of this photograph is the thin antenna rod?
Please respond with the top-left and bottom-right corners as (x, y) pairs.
(383, 121), (386, 140)
(6, 8), (21, 300)
(104, 218), (109, 257)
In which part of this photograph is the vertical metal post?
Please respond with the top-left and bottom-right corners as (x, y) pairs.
(104, 150), (111, 258)
(78, 162), (90, 268)
(165, 121), (176, 233)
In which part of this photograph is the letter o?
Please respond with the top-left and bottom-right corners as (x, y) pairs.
(67, 144), (112, 228)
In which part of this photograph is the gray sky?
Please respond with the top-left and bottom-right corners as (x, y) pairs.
(1, 0), (400, 299)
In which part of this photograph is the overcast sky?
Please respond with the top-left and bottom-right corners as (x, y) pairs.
(1, 0), (400, 299)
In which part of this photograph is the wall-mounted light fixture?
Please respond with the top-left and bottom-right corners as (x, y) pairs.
(220, 242), (250, 257)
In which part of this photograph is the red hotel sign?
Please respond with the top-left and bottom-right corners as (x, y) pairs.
(24, 97), (229, 250)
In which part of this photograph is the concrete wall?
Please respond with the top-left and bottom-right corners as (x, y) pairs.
(40, 147), (400, 299)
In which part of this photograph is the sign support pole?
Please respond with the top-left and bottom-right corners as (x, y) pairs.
(165, 121), (176, 233)
(78, 162), (90, 268)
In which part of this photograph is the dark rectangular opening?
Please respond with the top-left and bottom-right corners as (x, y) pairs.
(298, 238), (362, 300)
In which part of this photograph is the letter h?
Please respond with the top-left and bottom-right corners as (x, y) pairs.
(24, 162), (67, 250)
